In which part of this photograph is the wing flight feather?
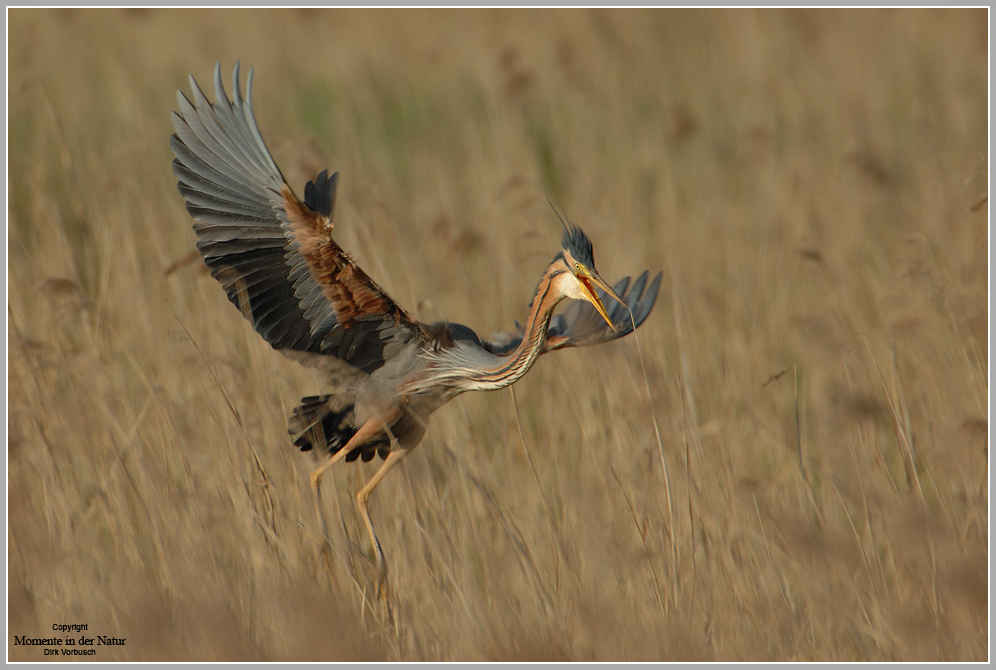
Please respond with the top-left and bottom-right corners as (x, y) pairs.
(171, 62), (427, 375)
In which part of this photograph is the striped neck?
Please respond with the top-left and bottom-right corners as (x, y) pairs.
(413, 263), (568, 394)
(465, 266), (564, 391)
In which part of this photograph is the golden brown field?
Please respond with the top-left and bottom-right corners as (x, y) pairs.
(7, 8), (988, 662)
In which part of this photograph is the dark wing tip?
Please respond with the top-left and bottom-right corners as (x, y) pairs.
(604, 270), (662, 333)
(303, 170), (339, 219)
(630, 271), (663, 328)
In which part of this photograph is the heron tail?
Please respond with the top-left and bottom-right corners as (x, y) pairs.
(288, 395), (390, 462)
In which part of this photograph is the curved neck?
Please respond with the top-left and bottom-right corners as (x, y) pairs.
(469, 265), (565, 390)
(415, 263), (566, 394)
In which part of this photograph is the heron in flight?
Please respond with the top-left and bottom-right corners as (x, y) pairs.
(170, 62), (661, 592)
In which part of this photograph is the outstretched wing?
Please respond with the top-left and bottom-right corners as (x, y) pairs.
(171, 62), (428, 375)
(486, 271), (663, 355)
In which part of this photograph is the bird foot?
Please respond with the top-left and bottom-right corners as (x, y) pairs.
(314, 539), (338, 588)
(375, 571), (395, 627)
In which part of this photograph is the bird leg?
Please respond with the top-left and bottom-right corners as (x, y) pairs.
(309, 411), (407, 623)
(310, 417), (383, 541)
(357, 448), (407, 592)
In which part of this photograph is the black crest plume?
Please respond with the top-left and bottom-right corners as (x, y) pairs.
(561, 222), (595, 267)
(547, 196), (595, 268)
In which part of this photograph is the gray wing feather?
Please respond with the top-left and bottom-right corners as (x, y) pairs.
(171, 62), (414, 373)
(172, 63), (319, 352)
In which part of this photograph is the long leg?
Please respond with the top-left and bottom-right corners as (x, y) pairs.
(357, 449), (407, 590)
(310, 417), (383, 539)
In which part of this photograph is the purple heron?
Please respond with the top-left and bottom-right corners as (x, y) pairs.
(170, 62), (661, 591)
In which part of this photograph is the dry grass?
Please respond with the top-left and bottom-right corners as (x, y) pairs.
(7, 8), (988, 662)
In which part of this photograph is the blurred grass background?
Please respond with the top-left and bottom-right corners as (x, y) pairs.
(7, 8), (987, 661)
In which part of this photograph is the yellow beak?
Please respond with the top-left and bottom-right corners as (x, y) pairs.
(579, 271), (624, 331)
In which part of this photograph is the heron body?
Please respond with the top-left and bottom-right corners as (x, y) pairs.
(171, 62), (662, 594)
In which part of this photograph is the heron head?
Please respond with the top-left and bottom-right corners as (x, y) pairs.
(557, 223), (624, 331)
